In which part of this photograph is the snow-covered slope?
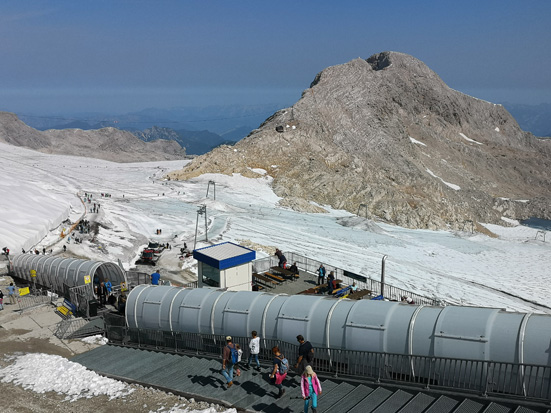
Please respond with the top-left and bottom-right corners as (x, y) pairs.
(1, 141), (549, 314)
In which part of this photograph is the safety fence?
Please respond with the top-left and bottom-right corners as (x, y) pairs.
(253, 252), (440, 306)
(17, 289), (57, 312)
(102, 314), (550, 403)
(54, 316), (104, 340)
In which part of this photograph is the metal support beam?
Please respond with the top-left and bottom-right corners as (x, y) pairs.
(381, 255), (387, 297)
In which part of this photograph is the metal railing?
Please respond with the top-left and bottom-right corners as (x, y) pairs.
(54, 316), (104, 340)
(253, 252), (439, 306)
(103, 315), (551, 403)
(126, 271), (151, 287)
(17, 289), (57, 312)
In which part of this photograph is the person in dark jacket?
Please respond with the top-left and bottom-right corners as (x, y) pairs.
(275, 248), (287, 268)
(295, 335), (314, 374)
(316, 264), (326, 285)
(98, 282), (108, 307)
(327, 271), (335, 295)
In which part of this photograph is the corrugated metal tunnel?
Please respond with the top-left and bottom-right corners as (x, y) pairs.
(11, 254), (126, 297)
(126, 285), (551, 367)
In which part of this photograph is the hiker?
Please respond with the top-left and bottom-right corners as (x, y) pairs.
(246, 330), (261, 371)
(7, 283), (16, 305)
(327, 271), (335, 295)
(104, 279), (112, 294)
(98, 282), (108, 307)
(0, 288), (4, 310)
(317, 264), (326, 285)
(234, 344), (243, 377)
(295, 335), (314, 374)
(150, 271), (161, 285)
(301, 365), (322, 413)
(275, 248), (287, 269)
(269, 346), (288, 398)
(117, 293), (127, 314)
(63, 245), (66, 252)
(221, 336), (237, 389)
(290, 262), (299, 276)
(42, 248), (46, 255)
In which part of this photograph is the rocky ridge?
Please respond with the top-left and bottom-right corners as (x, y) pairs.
(167, 51), (551, 229)
(0, 112), (186, 162)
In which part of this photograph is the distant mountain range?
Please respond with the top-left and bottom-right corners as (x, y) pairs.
(501, 103), (551, 138)
(0, 112), (186, 162)
(17, 104), (288, 155)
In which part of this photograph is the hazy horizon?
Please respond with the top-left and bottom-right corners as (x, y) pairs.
(1, 1), (550, 115)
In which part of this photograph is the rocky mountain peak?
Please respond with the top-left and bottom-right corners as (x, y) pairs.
(167, 52), (551, 230)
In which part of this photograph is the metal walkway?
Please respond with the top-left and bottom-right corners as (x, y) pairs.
(71, 345), (550, 413)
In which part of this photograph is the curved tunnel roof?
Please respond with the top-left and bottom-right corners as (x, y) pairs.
(126, 285), (551, 367)
(11, 254), (126, 297)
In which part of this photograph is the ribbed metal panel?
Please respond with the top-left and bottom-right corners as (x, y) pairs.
(126, 286), (551, 368)
(11, 254), (125, 297)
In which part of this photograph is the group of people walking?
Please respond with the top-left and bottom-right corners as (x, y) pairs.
(221, 332), (322, 412)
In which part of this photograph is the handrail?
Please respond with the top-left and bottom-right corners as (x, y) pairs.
(252, 252), (440, 306)
(102, 314), (551, 404)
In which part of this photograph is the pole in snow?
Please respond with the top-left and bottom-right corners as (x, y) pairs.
(381, 255), (388, 297)
(194, 205), (207, 249)
(206, 180), (216, 200)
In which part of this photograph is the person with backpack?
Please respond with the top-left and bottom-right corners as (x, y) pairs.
(301, 365), (322, 413)
(221, 336), (238, 389)
(269, 346), (288, 398)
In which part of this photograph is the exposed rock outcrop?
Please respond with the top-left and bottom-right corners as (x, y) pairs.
(170, 51), (551, 229)
(0, 112), (186, 162)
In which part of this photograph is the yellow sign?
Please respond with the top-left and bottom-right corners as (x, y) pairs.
(84, 275), (91, 284)
(30, 270), (37, 278)
(19, 287), (30, 296)
(120, 282), (128, 292)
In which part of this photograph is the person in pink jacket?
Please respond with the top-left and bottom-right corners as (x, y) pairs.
(301, 365), (322, 413)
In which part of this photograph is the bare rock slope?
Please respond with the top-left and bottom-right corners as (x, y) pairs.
(0, 112), (186, 162)
(170, 51), (551, 229)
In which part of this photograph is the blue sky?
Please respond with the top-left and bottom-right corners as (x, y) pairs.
(1, 0), (549, 114)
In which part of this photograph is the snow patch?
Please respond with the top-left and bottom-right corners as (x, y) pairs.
(409, 136), (427, 146)
(247, 167), (267, 175)
(426, 169), (461, 190)
(0, 353), (135, 402)
(495, 127), (500, 132)
(459, 133), (483, 145)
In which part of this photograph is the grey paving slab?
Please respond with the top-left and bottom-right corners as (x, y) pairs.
(398, 392), (436, 413)
(372, 389), (414, 413)
(424, 395), (459, 413)
(317, 382), (357, 413)
(480, 403), (512, 413)
(453, 398), (485, 413)
(322, 384), (375, 413)
(348, 386), (393, 413)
